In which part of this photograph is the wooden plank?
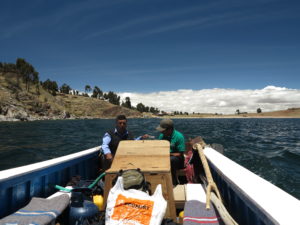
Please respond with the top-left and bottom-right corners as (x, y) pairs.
(110, 155), (170, 172)
(173, 184), (186, 209)
(108, 140), (171, 173)
(144, 172), (176, 220)
(173, 185), (186, 202)
(115, 140), (170, 156)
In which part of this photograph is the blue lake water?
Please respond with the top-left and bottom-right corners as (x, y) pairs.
(0, 118), (299, 200)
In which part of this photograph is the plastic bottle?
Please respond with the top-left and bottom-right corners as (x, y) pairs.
(93, 195), (104, 210)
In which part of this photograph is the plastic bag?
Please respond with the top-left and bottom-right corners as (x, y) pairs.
(106, 177), (167, 225)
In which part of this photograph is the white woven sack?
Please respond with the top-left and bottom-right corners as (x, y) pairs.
(106, 177), (167, 225)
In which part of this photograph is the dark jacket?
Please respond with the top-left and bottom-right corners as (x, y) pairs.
(107, 129), (134, 155)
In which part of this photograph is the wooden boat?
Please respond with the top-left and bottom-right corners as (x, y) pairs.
(0, 140), (299, 225)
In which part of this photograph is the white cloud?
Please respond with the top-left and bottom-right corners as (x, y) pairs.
(118, 86), (300, 114)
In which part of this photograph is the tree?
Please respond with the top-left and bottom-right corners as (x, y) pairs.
(104, 91), (120, 105)
(236, 109), (240, 115)
(122, 97), (132, 109)
(1, 63), (17, 73)
(42, 79), (58, 95)
(85, 85), (91, 94)
(32, 71), (40, 94)
(60, 83), (71, 94)
(257, 108), (262, 113)
(92, 86), (103, 98)
(136, 103), (146, 112)
(16, 58), (39, 91)
(149, 107), (159, 114)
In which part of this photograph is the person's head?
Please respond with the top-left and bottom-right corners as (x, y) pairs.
(156, 118), (174, 136)
(115, 115), (127, 133)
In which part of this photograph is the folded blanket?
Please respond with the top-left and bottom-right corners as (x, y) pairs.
(0, 194), (69, 225)
(183, 200), (224, 225)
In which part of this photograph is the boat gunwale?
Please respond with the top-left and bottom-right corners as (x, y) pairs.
(0, 146), (101, 181)
(207, 154), (278, 225)
(203, 146), (300, 225)
(0, 146), (101, 219)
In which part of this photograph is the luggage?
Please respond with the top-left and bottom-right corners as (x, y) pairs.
(0, 194), (69, 225)
(106, 177), (167, 225)
(112, 168), (151, 193)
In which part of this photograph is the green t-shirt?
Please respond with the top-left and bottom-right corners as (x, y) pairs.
(158, 129), (185, 153)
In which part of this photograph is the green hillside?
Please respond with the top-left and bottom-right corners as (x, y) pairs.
(0, 72), (141, 121)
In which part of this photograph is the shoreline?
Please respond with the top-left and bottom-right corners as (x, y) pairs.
(1, 114), (300, 122)
(162, 115), (300, 119)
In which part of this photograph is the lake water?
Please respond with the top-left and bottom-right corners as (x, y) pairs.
(0, 118), (299, 200)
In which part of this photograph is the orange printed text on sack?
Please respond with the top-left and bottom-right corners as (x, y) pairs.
(111, 194), (154, 225)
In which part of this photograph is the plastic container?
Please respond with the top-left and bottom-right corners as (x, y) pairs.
(93, 195), (104, 210)
(69, 191), (99, 224)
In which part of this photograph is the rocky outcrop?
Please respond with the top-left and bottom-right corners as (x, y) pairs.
(0, 103), (72, 121)
(5, 105), (29, 121)
(0, 102), (29, 121)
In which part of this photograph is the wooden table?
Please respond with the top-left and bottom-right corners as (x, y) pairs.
(103, 140), (176, 220)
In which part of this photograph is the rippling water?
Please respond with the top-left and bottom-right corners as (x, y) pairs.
(0, 118), (299, 199)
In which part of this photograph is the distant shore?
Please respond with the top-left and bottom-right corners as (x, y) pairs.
(150, 115), (300, 119)
(1, 108), (300, 122)
(144, 108), (300, 119)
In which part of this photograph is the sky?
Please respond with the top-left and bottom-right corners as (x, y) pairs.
(1, 0), (300, 114)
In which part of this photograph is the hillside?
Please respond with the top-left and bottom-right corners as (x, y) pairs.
(167, 108), (300, 118)
(0, 72), (142, 121)
(236, 108), (300, 118)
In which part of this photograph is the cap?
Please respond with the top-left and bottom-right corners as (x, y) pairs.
(156, 119), (174, 132)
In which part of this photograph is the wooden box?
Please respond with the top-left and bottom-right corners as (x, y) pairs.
(103, 140), (176, 220)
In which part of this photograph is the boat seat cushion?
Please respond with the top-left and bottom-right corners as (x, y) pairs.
(0, 194), (69, 225)
(184, 184), (224, 225)
(183, 200), (224, 225)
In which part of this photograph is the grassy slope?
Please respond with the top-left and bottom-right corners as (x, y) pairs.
(56, 93), (141, 118)
(0, 72), (141, 119)
(168, 109), (300, 118)
(242, 108), (300, 118)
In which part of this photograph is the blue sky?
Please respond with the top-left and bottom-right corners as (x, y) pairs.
(1, 0), (300, 113)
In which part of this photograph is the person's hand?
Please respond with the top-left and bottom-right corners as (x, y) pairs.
(142, 134), (149, 139)
(105, 153), (113, 161)
(141, 134), (155, 139)
(170, 152), (182, 157)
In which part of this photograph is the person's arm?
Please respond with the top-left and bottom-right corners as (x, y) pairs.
(101, 133), (112, 160)
(170, 134), (185, 156)
(158, 133), (163, 140)
(170, 152), (182, 156)
(135, 134), (153, 140)
(177, 135), (186, 152)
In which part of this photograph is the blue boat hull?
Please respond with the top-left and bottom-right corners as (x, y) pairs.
(210, 162), (276, 225)
(1, 144), (299, 225)
(0, 148), (100, 219)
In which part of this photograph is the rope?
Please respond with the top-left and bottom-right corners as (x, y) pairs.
(193, 140), (239, 225)
(194, 142), (222, 209)
(211, 192), (239, 225)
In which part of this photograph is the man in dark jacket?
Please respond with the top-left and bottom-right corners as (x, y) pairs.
(101, 115), (147, 170)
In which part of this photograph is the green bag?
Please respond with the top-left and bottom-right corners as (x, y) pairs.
(112, 168), (150, 193)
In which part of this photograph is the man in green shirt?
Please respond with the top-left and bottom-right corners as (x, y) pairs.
(156, 118), (185, 185)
